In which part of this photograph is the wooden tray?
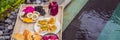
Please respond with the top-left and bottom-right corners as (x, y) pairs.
(11, 4), (63, 40)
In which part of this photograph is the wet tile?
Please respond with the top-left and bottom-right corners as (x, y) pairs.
(70, 19), (80, 27)
(63, 25), (79, 40)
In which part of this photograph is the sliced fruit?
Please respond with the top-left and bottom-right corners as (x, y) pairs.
(34, 11), (40, 16)
(22, 18), (33, 23)
(21, 12), (25, 16)
(32, 13), (39, 20)
(26, 12), (33, 18)
(23, 6), (35, 13)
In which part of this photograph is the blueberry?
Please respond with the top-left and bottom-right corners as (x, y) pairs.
(35, 6), (46, 16)
(40, 9), (46, 16)
(35, 6), (43, 12)
(42, 0), (49, 2)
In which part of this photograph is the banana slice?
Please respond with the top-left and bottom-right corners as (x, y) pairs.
(32, 13), (39, 20)
(34, 11), (40, 16)
(27, 13), (33, 18)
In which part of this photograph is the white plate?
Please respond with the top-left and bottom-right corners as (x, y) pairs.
(34, 17), (61, 36)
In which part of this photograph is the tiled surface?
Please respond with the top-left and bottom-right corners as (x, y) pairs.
(63, 0), (120, 40)
(62, 25), (79, 40)
(70, 19), (80, 27)
(63, 0), (88, 31)
(98, 3), (120, 40)
(78, 10), (107, 40)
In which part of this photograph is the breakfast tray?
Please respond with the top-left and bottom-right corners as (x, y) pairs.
(11, 4), (63, 40)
